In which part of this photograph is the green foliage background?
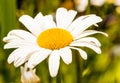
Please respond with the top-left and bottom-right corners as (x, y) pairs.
(0, 0), (120, 83)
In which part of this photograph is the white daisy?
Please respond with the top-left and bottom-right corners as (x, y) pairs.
(91, 0), (106, 6)
(3, 8), (108, 77)
(76, 0), (88, 12)
(21, 63), (40, 83)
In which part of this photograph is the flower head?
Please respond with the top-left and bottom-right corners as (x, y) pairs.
(90, 0), (106, 6)
(21, 63), (40, 83)
(76, 0), (88, 12)
(3, 8), (108, 77)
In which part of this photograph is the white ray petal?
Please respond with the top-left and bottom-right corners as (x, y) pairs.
(19, 13), (44, 36)
(59, 47), (72, 64)
(8, 46), (39, 66)
(19, 15), (34, 32)
(56, 8), (77, 29)
(69, 47), (87, 60)
(74, 37), (101, 47)
(68, 15), (95, 31)
(7, 30), (36, 41)
(34, 12), (43, 20)
(70, 42), (101, 54)
(33, 15), (56, 36)
(3, 35), (21, 43)
(91, 0), (106, 6)
(28, 49), (51, 68)
(4, 41), (37, 49)
(32, 13), (45, 36)
(68, 15), (102, 35)
(42, 15), (56, 29)
(74, 30), (108, 39)
(76, 0), (88, 12)
(49, 50), (60, 77)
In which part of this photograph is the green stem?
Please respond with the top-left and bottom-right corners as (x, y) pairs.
(75, 50), (83, 83)
(56, 70), (62, 83)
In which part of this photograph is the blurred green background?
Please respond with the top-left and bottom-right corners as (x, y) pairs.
(0, 0), (120, 83)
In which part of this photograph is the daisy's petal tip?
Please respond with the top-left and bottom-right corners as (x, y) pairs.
(58, 7), (66, 10)
(27, 62), (35, 69)
(19, 15), (31, 20)
(7, 59), (13, 64)
(83, 55), (87, 60)
(3, 45), (8, 49)
(14, 64), (19, 67)
(50, 73), (57, 77)
(3, 37), (7, 42)
(100, 32), (108, 37)
(105, 33), (109, 37)
(97, 49), (102, 54)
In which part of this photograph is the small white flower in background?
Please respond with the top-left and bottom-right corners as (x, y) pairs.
(76, 0), (88, 12)
(114, 0), (120, 6)
(21, 63), (40, 83)
(91, 0), (106, 6)
(3, 8), (108, 77)
(111, 45), (120, 56)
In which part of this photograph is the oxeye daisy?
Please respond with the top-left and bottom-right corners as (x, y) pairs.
(3, 8), (108, 77)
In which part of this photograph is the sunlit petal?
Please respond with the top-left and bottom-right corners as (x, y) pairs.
(56, 8), (77, 29)
(49, 50), (60, 77)
(70, 47), (87, 60)
(8, 46), (39, 67)
(59, 47), (72, 64)
(6, 30), (36, 41)
(28, 49), (51, 68)
(74, 37), (101, 47)
(4, 41), (37, 49)
(74, 30), (108, 39)
(70, 42), (101, 54)
(69, 15), (102, 36)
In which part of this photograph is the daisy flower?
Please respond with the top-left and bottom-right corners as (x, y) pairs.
(76, 0), (106, 12)
(90, 0), (106, 6)
(21, 63), (40, 83)
(76, 0), (88, 12)
(3, 8), (108, 77)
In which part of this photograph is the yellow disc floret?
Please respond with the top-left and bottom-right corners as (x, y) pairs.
(37, 28), (73, 50)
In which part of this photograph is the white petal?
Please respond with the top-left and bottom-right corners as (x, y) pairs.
(74, 37), (101, 47)
(19, 15), (34, 33)
(76, 0), (88, 12)
(19, 13), (45, 36)
(4, 41), (37, 49)
(74, 30), (108, 39)
(42, 15), (56, 29)
(91, 0), (106, 6)
(7, 30), (36, 41)
(34, 12), (43, 21)
(49, 50), (60, 77)
(32, 13), (45, 36)
(59, 47), (72, 64)
(3, 35), (21, 43)
(56, 8), (77, 29)
(28, 49), (51, 68)
(68, 15), (95, 31)
(114, 0), (120, 6)
(8, 46), (39, 67)
(70, 42), (101, 54)
(68, 15), (102, 35)
(33, 15), (56, 36)
(69, 47), (87, 60)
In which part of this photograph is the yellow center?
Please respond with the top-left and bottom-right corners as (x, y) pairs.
(37, 28), (73, 50)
